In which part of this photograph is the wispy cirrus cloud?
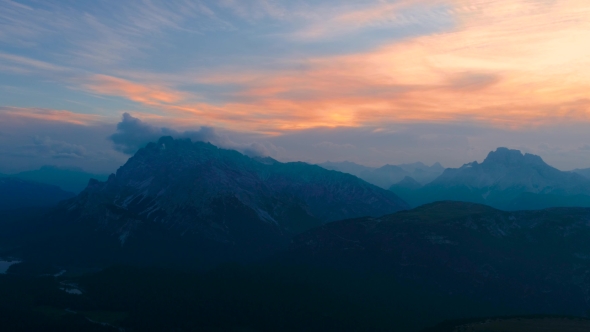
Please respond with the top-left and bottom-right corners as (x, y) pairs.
(171, 0), (590, 129)
(0, 52), (71, 73)
(28, 136), (87, 159)
(217, 0), (286, 21)
(85, 75), (190, 106)
(0, 106), (102, 126)
(290, 0), (453, 40)
(30, 0), (584, 133)
(0, 0), (231, 66)
(2, 0), (590, 172)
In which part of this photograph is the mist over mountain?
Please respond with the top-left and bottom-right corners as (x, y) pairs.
(7, 166), (110, 193)
(391, 147), (590, 210)
(0, 177), (75, 210)
(9, 137), (407, 268)
(319, 161), (444, 189)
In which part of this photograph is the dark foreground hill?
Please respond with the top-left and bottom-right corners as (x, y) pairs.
(391, 148), (590, 210)
(421, 315), (590, 332)
(3, 136), (407, 269)
(5, 201), (590, 331)
(0, 178), (75, 210)
(3, 263), (590, 332)
(289, 201), (590, 318)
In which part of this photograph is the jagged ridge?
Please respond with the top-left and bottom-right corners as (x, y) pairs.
(22, 137), (408, 268)
(390, 148), (590, 210)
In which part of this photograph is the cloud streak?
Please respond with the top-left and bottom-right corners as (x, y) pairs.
(2, 0), (590, 172)
(181, 0), (590, 129)
(29, 136), (87, 159)
(85, 75), (189, 105)
(290, 0), (452, 40)
(0, 107), (102, 126)
(36, 0), (587, 133)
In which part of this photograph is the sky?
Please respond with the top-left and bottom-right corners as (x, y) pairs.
(1, 0), (590, 173)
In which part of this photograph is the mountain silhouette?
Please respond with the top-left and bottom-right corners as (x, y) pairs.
(391, 147), (590, 210)
(319, 161), (444, 188)
(11, 137), (408, 268)
(392, 176), (423, 190)
(9, 166), (110, 193)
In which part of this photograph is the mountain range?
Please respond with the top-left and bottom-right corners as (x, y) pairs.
(4, 141), (590, 330)
(319, 161), (445, 189)
(390, 147), (590, 210)
(1, 166), (109, 193)
(5, 136), (408, 268)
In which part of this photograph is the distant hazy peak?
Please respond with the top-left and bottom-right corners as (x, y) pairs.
(325, 161), (365, 166)
(252, 156), (279, 165)
(37, 165), (85, 172)
(321, 161), (444, 170)
(430, 162), (445, 170)
(397, 162), (427, 168)
(483, 147), (546, 166)
(319, 161), (373, 169)
(377, 164), (405, 172)
(8, 164), (111, 193)
(392, 176), (422, 190)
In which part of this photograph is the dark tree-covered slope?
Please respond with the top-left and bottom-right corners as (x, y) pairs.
(290, 201), (590, 317)
(0, 178), (75, 210)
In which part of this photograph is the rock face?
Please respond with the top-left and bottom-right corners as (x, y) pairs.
(433, 148), (586, 193)
(289, 201), (590, 316)
(33, 137), (408, 268)
(0, 177), (75, 210)
(391, 148), (590, 210)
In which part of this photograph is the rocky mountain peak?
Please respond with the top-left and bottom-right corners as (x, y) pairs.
(430, 162), (445, 171)
(392, 176), (422, 190)
(55, 137), (409, 267)
(482, 147), (546, 167)
(398, 147), (590, 210)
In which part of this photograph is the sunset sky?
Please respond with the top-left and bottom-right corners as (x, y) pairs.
(1, 0), (590, 173)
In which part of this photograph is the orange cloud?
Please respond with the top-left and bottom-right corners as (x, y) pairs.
(85, 75), (189, 106)
(292, 0), (449, 39)
(79, 0), (590, 133)
(0, 107), (102, 126)
(218, 0), (590, 130)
